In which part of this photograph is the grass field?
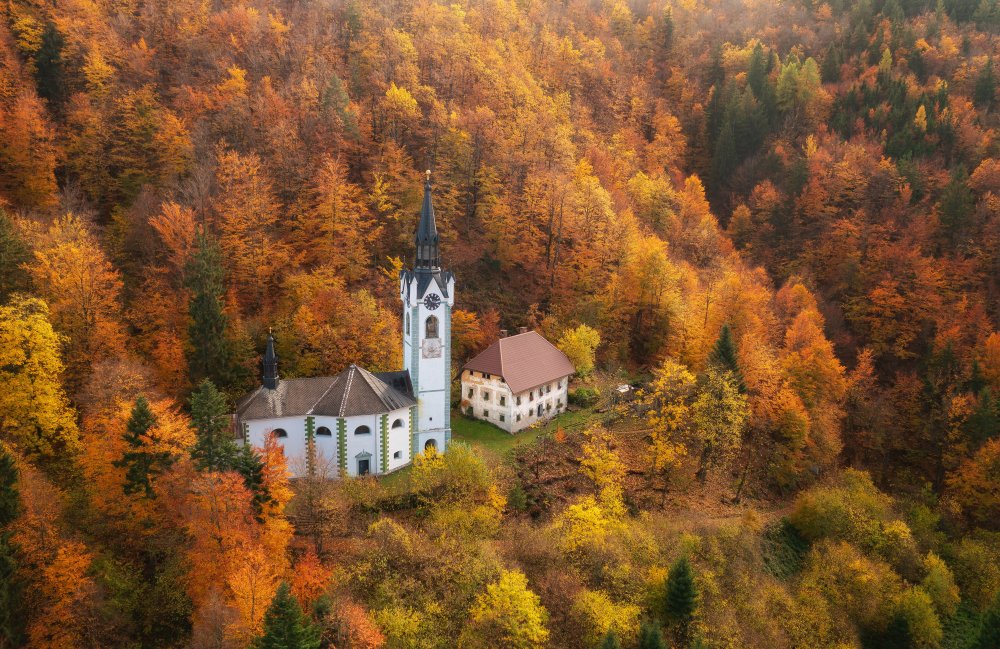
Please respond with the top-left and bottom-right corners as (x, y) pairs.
(379, 406), (595, 490)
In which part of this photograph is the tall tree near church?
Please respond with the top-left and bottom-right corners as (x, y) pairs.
(291, 157), (378, 282)
(213, 146), (287, 313)
(185, 231), (242, 390)
(190, 379), (238, 472)
(115, 396), (171, 498)
(252, 582), (321, 649)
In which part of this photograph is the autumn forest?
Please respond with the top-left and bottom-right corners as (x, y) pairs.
(0, 0), (999, 646)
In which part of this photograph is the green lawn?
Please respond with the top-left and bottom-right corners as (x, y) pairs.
(451, 407), (593, 460)
(379, 407), (594, 490)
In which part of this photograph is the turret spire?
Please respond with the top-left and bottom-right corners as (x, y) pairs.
(415, 170), (440, 270)
(263, 331), (278, 389)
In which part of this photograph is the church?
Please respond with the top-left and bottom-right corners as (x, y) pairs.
(235, 174), (453, 478)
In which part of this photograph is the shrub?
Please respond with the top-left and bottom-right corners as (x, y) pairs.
(570, 387), (600, 407)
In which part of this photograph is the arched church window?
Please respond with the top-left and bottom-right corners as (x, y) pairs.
(424, 439), (437, 452)
(316, 426), (332, 436)
(272, 428), (287, 438)
(405, 312), (410, 335)
(425, 315), (439, 339)
(391, 418), (404, 429)
(354, 425), (371, 436)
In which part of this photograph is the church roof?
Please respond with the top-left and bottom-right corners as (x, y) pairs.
(236, 366), (415, 421)
(463, 330), (575, 394)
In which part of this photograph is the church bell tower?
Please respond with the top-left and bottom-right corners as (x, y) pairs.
(400, 171), (454, 453)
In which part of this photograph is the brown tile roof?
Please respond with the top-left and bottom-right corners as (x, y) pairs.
(463, 330), (575, 394)
(236, 365), (415, 421)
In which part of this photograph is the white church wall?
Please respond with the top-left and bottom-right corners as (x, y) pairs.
(245, 416), (309, 466)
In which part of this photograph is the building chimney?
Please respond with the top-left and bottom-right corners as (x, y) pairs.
(499, 329), (508, 338)
(518, 326), (528, 334)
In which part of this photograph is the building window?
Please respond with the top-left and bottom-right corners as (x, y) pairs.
(499, 395), (506, 406)
(424, 439), (437, 452)
(468, 388), (473, 398)
(529, 391), (534, 401)
(425, 315), (439, 338)
(483, 409), (489, 418)
(499, 414), (505, 422)
(393, 450), (402, 459)
(354, 425), (371, 436)
(272, 428), (287, 438)
(516, 396), (522, 406)
(537, 404), (543, 417)
(405, 312), (410, 335)
(391, 418), (404, 429)
(482, 390), (490, 402)
(516, 414), (521, 422)
(316, 426), (332, 436)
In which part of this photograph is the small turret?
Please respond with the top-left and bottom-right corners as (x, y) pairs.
(263, 332), (278, 390)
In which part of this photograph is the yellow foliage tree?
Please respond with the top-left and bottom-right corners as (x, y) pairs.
(557, 324), (601, 376)
(461, 570), (550, 649)
(0, 297), (80, 460)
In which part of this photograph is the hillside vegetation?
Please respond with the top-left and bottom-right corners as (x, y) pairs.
(0, 0), (999, 646)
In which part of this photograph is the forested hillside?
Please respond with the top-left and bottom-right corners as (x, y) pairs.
(0, 0), (998, 646)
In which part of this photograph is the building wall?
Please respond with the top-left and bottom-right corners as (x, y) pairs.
(460, 370), (571, 434)
(243, 406), (412, 478)
(401, 272), (454, 448)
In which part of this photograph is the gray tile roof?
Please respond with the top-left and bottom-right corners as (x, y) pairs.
(236, 365), (415, 421)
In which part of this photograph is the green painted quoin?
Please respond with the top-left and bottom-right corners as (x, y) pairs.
(379, 413), (388, 473)
(304, 416), (316, 478)
(336, 417), (347, 475)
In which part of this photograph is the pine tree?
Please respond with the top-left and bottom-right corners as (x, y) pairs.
(190, 379), (238, 472)
(708, 324), (746, 392)
(33, 23), (66, 108)
(0, 451), (19, 528)
(974, 59), (996, 110)
(235, 443), (271, 522)
(978, 592), (1000, 649)
(662, 556), (698, 643)
(185, 231), (242, 390)
(252, 582), (321, 649)
(115, 396), (170, 498)
(600, 630), (622, 649)
(938, 166), (975, 245)
(0, 448), (25, 647)
(747, 43), (768, 100)
(0, 209), (30, 302)
(639, 621), (668, 649)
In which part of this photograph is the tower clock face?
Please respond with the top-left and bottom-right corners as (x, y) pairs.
(423, 293), (442, 310)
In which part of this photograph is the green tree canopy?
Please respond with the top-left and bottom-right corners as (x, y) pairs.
(252, 582), (321, 649)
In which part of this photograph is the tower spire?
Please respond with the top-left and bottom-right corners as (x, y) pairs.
(415, 170), (440, 270)
(263, 331), (278, 389)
